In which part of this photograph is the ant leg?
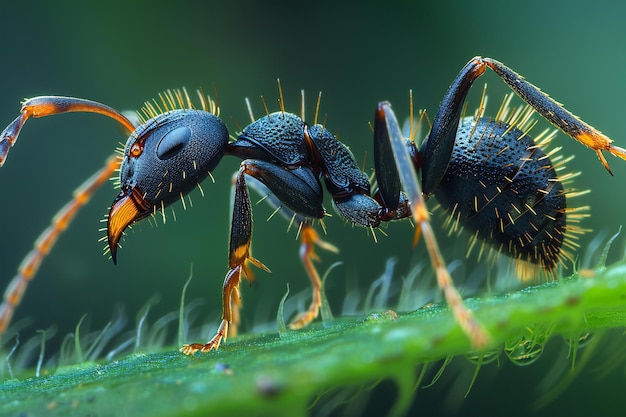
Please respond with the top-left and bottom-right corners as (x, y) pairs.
(373, 105), (403, 212)
(0, 96), (135, 166)
(229, 280), (242, 338)
(243, 176), (338, 329)
(180, 163), (269, 354)
(235, 163), (336, 328)
(289, 224), (338, 330)
(421, 56), (625, 192)
(481, 57), (626, 174)
(420, 58), (489, 196)
(0, 154), (121, 340)
(180, 267), (244, 354)
(180, 160), (329, 354)
(375, 103), (490, 348)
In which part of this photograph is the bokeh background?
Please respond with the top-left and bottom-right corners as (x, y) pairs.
(1, 1), (625, 416)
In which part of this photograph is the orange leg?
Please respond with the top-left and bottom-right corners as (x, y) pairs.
(378, 102), (490, 348)
(180, 165), (269, 355)
(288, 224), (338, 329)
(481, 57), (625, 174)
(180, 266), (243, 354)
(228, 276), (242, 338)
(414, 203), (489, 347)
(0, 154), (122, 338)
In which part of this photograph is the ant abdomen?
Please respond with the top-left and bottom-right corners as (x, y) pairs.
(434, 116), (569, 276)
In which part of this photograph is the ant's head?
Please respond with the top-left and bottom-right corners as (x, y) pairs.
(107, 106), (228, 263)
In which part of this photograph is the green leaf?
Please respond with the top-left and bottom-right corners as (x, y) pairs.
(2, 259), (626, 417)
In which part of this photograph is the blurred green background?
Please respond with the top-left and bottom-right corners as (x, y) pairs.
(0, 0), (625, 415)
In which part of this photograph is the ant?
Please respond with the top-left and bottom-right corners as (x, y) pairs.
(0, 56), (624, 355)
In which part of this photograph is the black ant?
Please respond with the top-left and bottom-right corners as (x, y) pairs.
(0, 57), (624, 354)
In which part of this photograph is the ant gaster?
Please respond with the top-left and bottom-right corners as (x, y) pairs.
(1, 57), (624, 353)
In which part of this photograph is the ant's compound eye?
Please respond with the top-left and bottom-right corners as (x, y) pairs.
(156, 126), (192, 160)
